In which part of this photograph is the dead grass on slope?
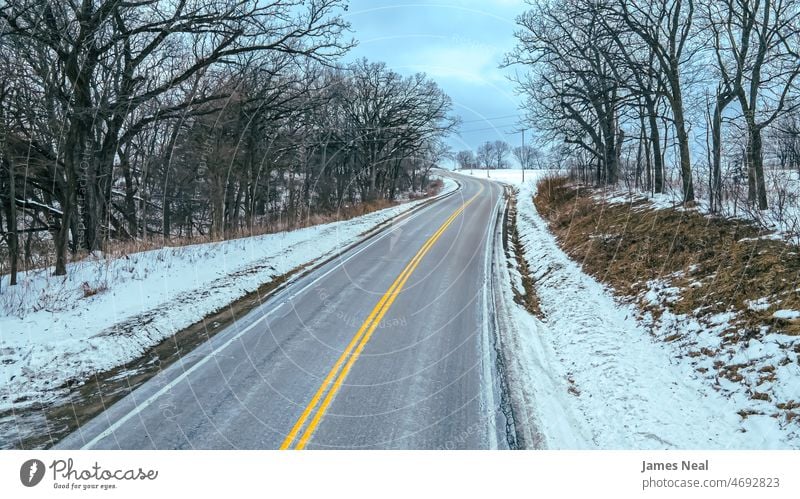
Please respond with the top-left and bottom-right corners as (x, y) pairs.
(534, 177), (800, 336)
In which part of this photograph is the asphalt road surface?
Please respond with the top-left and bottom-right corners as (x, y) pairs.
(57, 173), (510, 450)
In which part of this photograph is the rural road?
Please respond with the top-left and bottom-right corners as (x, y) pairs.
(57, 173), (511, 450)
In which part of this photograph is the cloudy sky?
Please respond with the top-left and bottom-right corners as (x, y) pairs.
(342, 0), (530, 156)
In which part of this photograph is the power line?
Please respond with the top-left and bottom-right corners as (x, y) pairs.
(457, 124), (522, 134)
(457, 113), (521, 124)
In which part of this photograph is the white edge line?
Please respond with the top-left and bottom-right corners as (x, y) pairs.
(481, 184), (504, 450)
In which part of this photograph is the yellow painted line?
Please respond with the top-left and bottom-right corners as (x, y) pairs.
(281, 184), (483, 449)
(278, 204), (465, 449)
(294, 201), (473, 449)
(282, 199), (471, 449)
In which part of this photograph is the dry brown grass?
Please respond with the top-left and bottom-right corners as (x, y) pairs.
(80, 281), (108, 298)
(410, 178), (444, 200)
(534, 176), (800, 337)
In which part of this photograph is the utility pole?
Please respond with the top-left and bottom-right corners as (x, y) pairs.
(508, 125), (529, 183)
(521, 128), (526, 183)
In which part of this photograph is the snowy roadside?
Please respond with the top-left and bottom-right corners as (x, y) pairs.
(0, 177), (457, 413)
(458, 169), (797, 448)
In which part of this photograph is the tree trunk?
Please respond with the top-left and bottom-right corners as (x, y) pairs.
(121, 150), (138, 238)
(4, 159), (18, 285)
(711, 92), (729, 213)
(672, 92), (694, 203)
(747, 125), (769, 210)
(211, 156), (232, 237)
(639, 108), (651, 191)
(646, 103), (663, 193)
(94, 117), (124, 250)
(54, 134), (82, 275)
(163, 196), (171, 240)
(644, 125), (652, 192)
(600, 114), (618, 185)
(635, 127), (644, 190)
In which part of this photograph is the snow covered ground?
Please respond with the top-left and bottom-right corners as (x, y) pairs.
(0, 177), (457, 413)
(457, 168), (798, 448)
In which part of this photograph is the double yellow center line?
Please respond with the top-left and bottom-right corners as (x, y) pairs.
(280, 185), (483, 449)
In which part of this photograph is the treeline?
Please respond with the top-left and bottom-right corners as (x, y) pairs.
(506, 0), (800, 210)
(455, 140), (539, 170)
(0, 1), (454, 281)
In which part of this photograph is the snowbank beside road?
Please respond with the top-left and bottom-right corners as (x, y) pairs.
(457, 169), (796, 448)
(0, 177), (457, 413)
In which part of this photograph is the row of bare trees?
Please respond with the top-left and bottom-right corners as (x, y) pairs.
(0, 1), (455, 282)
(455, 140), (541, 171)
(454, 140), (512, 170)
(506, 0), (800, 210)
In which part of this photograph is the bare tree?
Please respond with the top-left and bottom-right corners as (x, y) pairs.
(611, 0), (699, 202)
(506, 0), (625, 185)
(476, 140), (511, 169)
(455, 150), (478, 170)
(513, 144), (539, 169)
(706, 0), (800, 210)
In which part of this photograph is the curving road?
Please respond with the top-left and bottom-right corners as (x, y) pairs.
(57, 172), (510, 450)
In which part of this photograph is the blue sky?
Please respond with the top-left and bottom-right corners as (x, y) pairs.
(342, 1), (530, 156)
